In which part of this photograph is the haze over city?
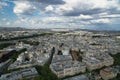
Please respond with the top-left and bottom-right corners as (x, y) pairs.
(0, 0), (120, 30)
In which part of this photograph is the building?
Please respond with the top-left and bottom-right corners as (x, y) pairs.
(52, 55), (73, 63)
(0, 59), (13, 75)
(100, 67), (117, 80)
(64, 75), (89, 80)
(50, 61), (86, 78)
(0, 67), (38, 80)
(82, 54), (114, 71)
(82, 57), (103, 71)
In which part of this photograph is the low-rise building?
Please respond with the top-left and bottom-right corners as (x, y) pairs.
(82, 57), (103, 71)
(82, 54), (114, 71)
(64, 74), (89, 80)
(100, 67), (117, 80)
(50, 61), (86, 78)
(52, 55), (73, 63)
(0, 67), (38, 80)
(0, 59), (13, 75)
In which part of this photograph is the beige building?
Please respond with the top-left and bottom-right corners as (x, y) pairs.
(100, 67), (117, 80)
(50, 61), (86, 78)
(82, 57), (103, 71)
(82, 54), (114, 71)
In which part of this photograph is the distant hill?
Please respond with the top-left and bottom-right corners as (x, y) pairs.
(0, 27), (28, 32)
(0, 27), (53, 32)
(0, 27), (119, 33)
(73, 28), (120, 32)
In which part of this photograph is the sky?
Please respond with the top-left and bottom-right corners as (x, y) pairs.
(0, 0), (120, 30)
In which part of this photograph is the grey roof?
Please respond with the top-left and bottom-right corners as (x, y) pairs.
(64, 75), (89, 80)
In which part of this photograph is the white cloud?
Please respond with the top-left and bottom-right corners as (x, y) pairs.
(13, 0), (64, 15)
(9, 0), (120, 30)
(45, 5), (54, 12)
(55, 5), (73, 15)
(90, 18), (111, 24)
(11, 15), (92, 29)
(42, 17), (64, 22)
(55, 0), (120, 16)
(14, 1), (36, 15)
(6, 22), (10, 26)
(101, 14), (120, 18)
(79, 14), (93, 19)
(2, 18), (6, 21)
(0, 2), (8, 9)
(13, 0), (120, 17)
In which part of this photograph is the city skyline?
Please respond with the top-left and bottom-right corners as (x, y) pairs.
(0, 0), (120, 30)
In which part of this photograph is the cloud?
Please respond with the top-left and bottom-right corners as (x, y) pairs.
(11, 14), (120, 30)
(14, 1), (37, 15)
(2, 18), (6, 21)
(2, 0), (120, 30)
(6, 22), (11, 26)
(12, 0), (65, 5)
(101, 14), (120, 18)
(45, 5), (54, 12)
(55, 0), (120, 16)
(36, 0), (65, 5)
(90, 18), (111, 24)
(13, 0), (65, 15)
(79, 14), (93, 19)
(0, 1), (8, 9)
(13, 0), (120, 17)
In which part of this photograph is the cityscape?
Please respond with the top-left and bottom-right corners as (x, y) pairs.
(0, 29), (120, 80)
(0, 0), (120, 80)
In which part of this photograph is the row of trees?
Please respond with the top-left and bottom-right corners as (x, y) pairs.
(110, 52), (120, 66)
(32, 47), (60, 80)
(0, 43), (14, 49)
(21, 40), (39, 46)
(0, 32), (54, 41)
(11, 48), (27, 62)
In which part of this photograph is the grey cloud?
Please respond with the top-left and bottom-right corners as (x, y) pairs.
(13, 0), (65, 15)
(108, 8), (120, 14)
(64, 8), (107, 16)
(56, 0), (120, 17)
(12, 0), (65, 5)
(63, 7), (120, 17)
(37, 0), (65, 5)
